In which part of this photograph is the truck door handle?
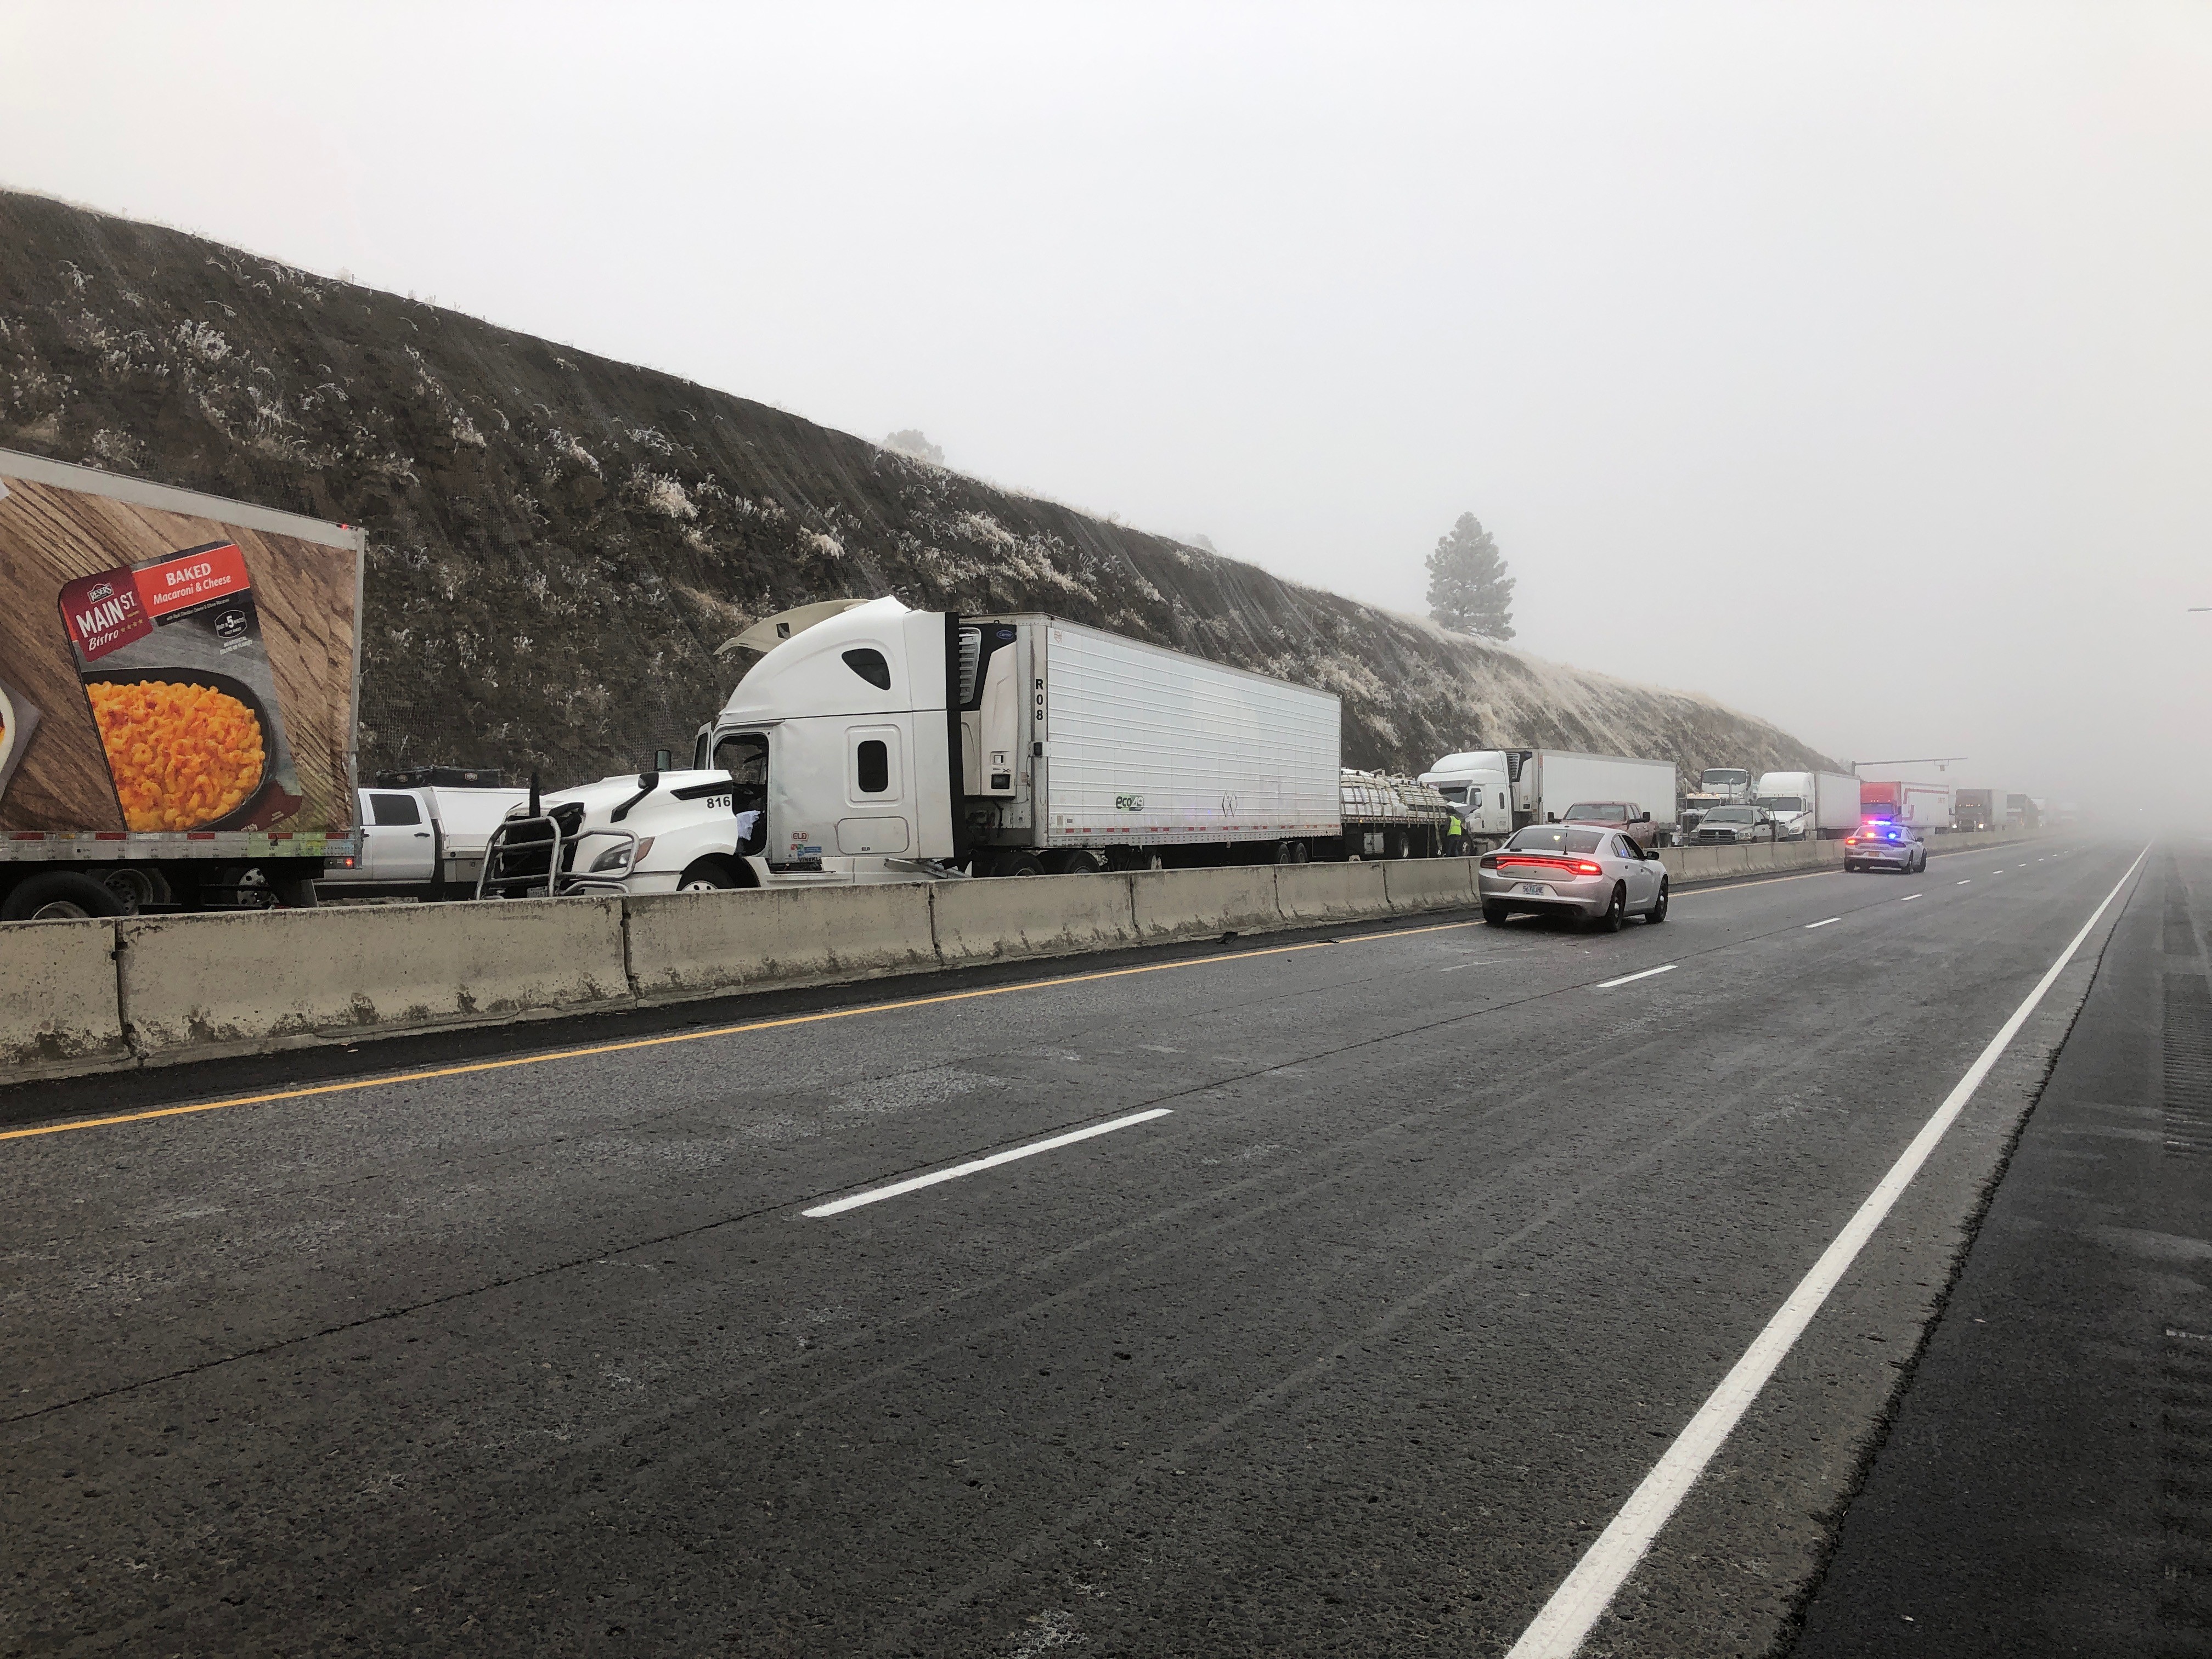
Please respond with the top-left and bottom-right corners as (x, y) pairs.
(413, 831), (431, 838)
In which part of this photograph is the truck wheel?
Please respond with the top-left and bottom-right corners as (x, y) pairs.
(1046, 849), (1105, 876)
(100, 866), (170, 915)
(1481, 902), (1511, 925)
(677, 857), (742, 893)
(994, 851), (1045, 878)
(2, 871), (127, 922)
(1274, 840), (1310, 865)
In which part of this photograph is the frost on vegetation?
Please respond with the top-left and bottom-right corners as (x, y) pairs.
(174, 319), (229, 363)
(624, 469), (697, 520)
(956, 511), (1018, 551)
(624, 425), (674, 455)
(803, 528), (844, 560)
(85, 428), (145, 470)
(545, 429), (601, 475)
(450, 411), (486, 448)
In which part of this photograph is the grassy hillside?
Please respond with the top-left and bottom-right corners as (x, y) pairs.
(0, 189), (1839, 786)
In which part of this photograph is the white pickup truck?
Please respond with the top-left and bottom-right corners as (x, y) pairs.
(319, 782), (527, 899)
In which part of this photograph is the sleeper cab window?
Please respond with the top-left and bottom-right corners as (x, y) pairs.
(856, 739), (889, 794)
(843, 648), (891, 691)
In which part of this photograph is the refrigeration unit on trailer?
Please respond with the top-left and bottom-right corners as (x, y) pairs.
(1752, 770), (1861, 840)
(1420, 748), (1678, 848)
(483, 598), (1347, 896)
(0, 446), (364, 921)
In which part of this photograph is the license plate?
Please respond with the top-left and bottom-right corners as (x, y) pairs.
(1516, 882), (1550, 896)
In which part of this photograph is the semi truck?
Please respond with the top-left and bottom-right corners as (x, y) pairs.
(481, 598), (1364, 896)
(1857, 779), (1953, 832)
(1752, 770), (1861, 840)
(0, 447), (363, 921)
(1418, 749), (1678, 851)
(1951, 787), (2007, 832)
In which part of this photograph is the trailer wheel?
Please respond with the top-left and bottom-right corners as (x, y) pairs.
(1274, 840), (1310, 865)
(1045, 849), (1105, 876)
(1, 871), (127, 923)
(993, 851), (1045, 878)
(99, 866), (170, 915)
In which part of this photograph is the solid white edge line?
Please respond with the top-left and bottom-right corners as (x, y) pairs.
(1958, 879), (1971, 884)
(1595, 964), (1677, 990)
(1804, 917), (1840, 929)
(1504, 843), (2151, 1659)
(1900, 894), (1921, 901)
(802, 1108), (1174, 1217)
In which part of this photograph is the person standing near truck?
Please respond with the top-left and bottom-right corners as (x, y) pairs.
(1444, 808), (1465, 856)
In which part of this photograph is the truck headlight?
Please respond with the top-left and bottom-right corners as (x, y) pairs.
(591, 836), (653, 873)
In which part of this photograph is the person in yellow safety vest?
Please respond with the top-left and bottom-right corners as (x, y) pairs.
(1444, 809), (1465, 857)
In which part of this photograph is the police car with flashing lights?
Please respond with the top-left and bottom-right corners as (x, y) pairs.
(1842, 817), (1927, 874)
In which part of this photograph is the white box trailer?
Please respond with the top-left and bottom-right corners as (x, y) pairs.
(1753, 770), (1861, 839)
(1420, 748), (1678, 847)
(0, 445), (364, 920)
(969, 613), (1341, 861)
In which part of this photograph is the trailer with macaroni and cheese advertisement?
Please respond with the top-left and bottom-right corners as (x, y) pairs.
(0, 446), (364, 921)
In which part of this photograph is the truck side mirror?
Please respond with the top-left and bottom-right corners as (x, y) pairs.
(654, 748), (673, 772)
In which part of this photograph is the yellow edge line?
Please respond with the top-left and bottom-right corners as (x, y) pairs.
(2, 913), (1489, 1144)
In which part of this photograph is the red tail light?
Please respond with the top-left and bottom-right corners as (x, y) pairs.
(1493, 854), (1604, 878)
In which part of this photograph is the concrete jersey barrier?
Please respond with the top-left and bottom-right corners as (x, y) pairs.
(1128, 866), (1284, 942)
(1382, 858), (1475, 913)
(2, 833), (2051, 1081)
(116, 896), (630, 1061)
(929, 871), (1139, 965)
(0, 917), (128, 1075)
(625, 882), (936, 1002)
(1276, 861), (1393, 924)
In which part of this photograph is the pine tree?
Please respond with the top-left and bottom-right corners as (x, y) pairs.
(1425, 512), (1515, 640)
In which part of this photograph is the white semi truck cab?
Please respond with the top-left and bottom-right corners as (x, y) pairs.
(482, 596), (1345, 896)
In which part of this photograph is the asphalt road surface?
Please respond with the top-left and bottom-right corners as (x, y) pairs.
(0, 838), (2142, 1657)
(1792, 836), (2209, 1657)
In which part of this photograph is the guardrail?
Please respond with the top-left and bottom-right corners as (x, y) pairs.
(0, 829), (2039, 1082)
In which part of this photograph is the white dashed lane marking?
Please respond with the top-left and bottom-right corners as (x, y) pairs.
(1595, 964), (1677, 990)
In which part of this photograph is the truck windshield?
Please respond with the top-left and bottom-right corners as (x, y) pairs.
(1757, 795), (1804, 812)
(1564, 803), (1626, 821)
(1703, 807), (1755, 823)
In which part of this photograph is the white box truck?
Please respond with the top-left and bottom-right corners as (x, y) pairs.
(1418, 749), (1679, 850)
(1753, 770), (1861, 840)
(1857, 780), (1953, 833)
(485, 598), (1350, 895)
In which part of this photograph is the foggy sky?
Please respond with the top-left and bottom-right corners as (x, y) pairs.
(4, 2), (2208, 814)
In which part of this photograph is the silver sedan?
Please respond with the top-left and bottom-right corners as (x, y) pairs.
(1479, 824), (1669, 930)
